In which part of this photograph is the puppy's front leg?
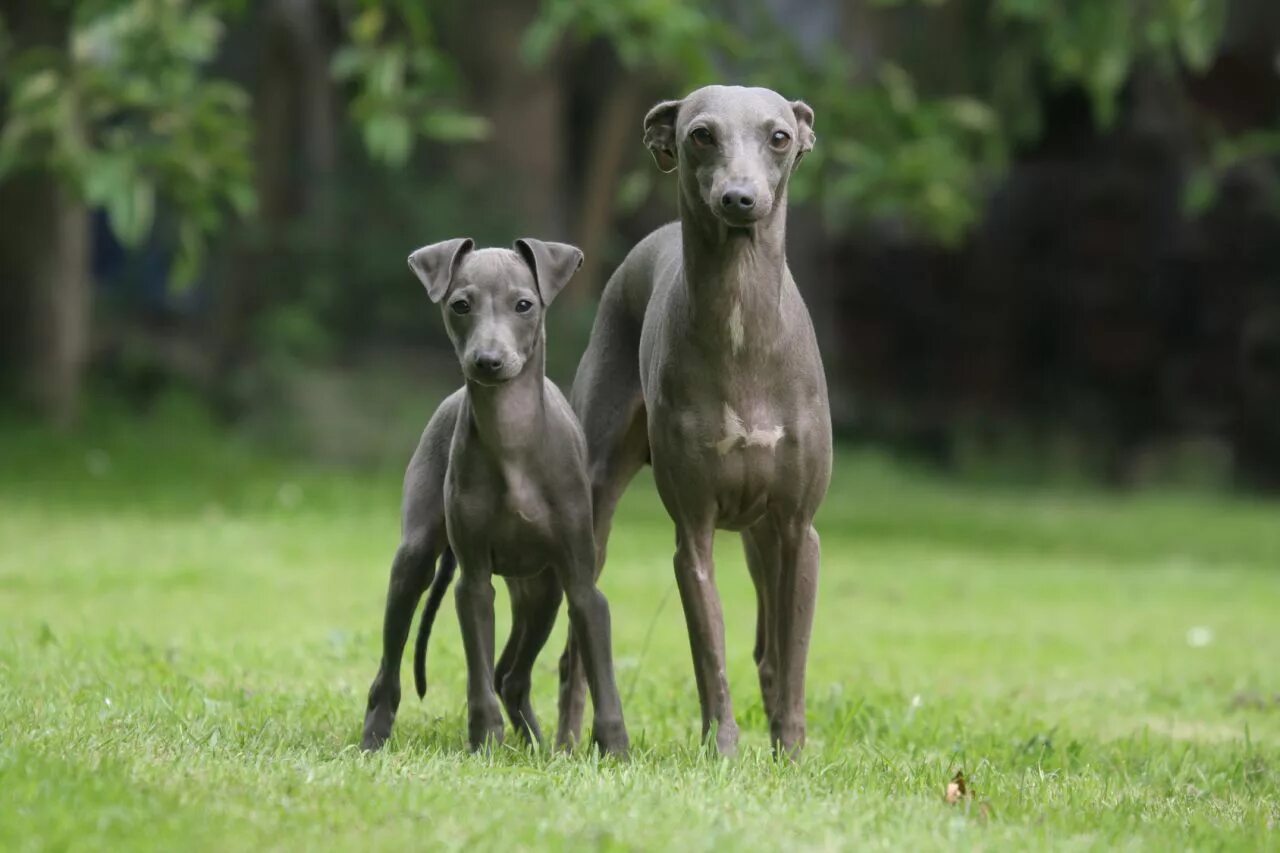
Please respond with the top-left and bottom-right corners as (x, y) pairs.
(454, 551), (504, 750)
(557, 526), (629, 756)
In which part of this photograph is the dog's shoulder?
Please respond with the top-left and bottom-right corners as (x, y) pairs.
(541, 378), (589, 456)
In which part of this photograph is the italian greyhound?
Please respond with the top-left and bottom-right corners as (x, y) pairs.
(559, 85), (831, 757)
(360, 238), (629, 756)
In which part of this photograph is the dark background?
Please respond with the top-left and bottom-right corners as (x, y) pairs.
(2, 0), (1278, 488)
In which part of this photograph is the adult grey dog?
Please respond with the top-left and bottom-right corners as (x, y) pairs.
(558, 86), (832, 757)
(360, 238), (629, 756)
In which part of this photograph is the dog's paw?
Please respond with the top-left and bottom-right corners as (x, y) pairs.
(361, 705), (395, 752)
(591, 718), (631, 759)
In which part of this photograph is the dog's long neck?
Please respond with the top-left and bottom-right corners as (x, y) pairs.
(679, 184), (789, 354)
(464, 332), (546, 455)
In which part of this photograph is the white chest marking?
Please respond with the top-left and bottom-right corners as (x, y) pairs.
(712, 403), (784, 455)
(728, 300), (745, 355)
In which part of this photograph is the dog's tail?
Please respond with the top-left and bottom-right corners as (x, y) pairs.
(413, 547), (456, 700)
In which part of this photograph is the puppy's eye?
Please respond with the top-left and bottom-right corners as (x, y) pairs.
(514, 299), (534, 314)
(690, 127), (714, 147)
(770, 130), (792, 150)
(450, 299), (470, 315)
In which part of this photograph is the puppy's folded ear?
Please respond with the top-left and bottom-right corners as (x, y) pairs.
(643, 99), (682, 173)
(408, 238), (474, 303)
(790, 100), (816, 165)
(515, 238), (584, 307)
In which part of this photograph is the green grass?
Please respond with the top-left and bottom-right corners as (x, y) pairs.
(2, 402), (1279, 850)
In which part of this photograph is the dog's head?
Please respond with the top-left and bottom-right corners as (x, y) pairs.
(643, 85), (815, 229)
(407, 238), (583, 385)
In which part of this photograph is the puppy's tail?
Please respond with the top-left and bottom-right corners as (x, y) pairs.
(413, 547), (457, 700)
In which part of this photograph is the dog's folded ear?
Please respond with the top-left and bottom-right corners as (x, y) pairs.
(515, 238), (584, 307)
(790, 100), (816, 164)
(643, 99), (682, 173)
(408, 238), (474, 303)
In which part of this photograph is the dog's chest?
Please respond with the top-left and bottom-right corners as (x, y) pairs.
(652, 384), (800, 526)
(446, 462), (556, 575)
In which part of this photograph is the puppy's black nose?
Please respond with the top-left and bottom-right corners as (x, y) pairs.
(721, 189), (755, 211)
(473, 352), (503, 373)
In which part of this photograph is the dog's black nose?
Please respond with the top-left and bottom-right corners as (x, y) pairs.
(473, 352), (504, 373)
(721, 189), (755, 211)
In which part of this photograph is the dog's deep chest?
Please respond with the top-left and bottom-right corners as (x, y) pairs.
(649, 361), (816, 529)
(641, 259), (830, 528)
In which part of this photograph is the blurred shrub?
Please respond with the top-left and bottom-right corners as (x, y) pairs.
(0, 0), (254, 286)
(527, 0), (1263, 244)
(0, 0), (487, 290)
(330, 1), (488, 167)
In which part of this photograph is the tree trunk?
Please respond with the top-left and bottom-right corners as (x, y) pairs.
(0, 1), (90, 426)
(571, 77), (643, 303)
(0, 176), (91, 427)
(214, 0), (337, 385)
(444, 0), (566, 237)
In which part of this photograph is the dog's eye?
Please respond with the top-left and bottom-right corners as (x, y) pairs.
(690, 127), (714, 147)
(450, 299), (470, 315)
(770, 130), (792, 150)
(514, 299), (534, 314)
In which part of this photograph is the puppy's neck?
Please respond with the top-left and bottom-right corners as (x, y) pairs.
(464, 334), (547, 454)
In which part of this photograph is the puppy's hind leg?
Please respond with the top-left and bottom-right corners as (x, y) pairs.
(495, 574), (563, 747)
(362, 535), (440, 752)
(361, 397), (455, 752)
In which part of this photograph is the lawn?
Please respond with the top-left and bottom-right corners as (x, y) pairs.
(2, 404), (1278, 850)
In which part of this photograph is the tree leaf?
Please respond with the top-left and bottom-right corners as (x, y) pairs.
(419, 111), (489, 142)
(105, 177), (155, 247)
(362, 113), (411, 166)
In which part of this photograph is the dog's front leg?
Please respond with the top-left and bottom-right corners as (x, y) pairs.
(558, 525), (629, 757)
(770, 520), (820, 759)
(673, 522), (739, 756)
(454, 554), (504, 751)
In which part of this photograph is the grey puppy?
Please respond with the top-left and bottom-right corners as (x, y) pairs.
(360, 238), (629, 756)
(558, 85), (832, 757)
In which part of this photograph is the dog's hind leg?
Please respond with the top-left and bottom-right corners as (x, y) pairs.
(361, 396), (456, 752)
(742, 521), (781, 727)
(557, 281), (648, 750)
(495, 574), (563, 746)
(361, 535), (441, 751)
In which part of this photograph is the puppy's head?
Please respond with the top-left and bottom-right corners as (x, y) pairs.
(644, 85), (815, 229)
(407, 238), (583, 385)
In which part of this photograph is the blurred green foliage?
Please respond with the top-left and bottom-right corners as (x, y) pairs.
(0, 0), (1274, 283)
(528, 0), (1261, 243)
(0, 0), (253, 286)
(992, 0), (1226, 127)
(330, 1), (488, 167)
(523, 0), (734, 80)
(0, 0), (484, 287)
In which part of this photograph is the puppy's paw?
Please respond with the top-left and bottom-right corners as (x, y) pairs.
(361, 704), (395, 752)
(591, 718), (630, 759)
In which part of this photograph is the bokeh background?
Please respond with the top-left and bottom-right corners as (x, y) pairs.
(3, 0), (1279, 490)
